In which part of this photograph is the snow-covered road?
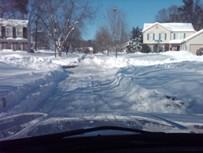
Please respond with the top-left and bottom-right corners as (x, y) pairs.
(1, 51), (203, 118)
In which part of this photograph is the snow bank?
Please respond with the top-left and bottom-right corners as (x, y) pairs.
(0, 51), (80, 116)
(80, 51), (203, 69)
(0, 62), (67, 116)
(0, 52), (57, 70)
(118, 61), (203, 114)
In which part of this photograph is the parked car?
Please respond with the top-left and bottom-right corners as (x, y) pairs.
(196, 48), (203, 56)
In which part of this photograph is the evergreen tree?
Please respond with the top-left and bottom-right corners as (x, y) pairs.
(127, 26), (151, 53)
(127, 26), (142, 53)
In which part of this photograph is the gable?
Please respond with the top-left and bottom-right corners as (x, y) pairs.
(143, 23), (170, 33)
(144, 23), (170, 34)
(143, 22), (195, 33)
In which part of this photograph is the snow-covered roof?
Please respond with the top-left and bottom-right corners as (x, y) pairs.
(143, 22), (195, 32)
(0, 18), (28, 27)
(183, 29), (203, 42)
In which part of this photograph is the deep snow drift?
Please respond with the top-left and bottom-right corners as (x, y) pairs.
(0, 50), (203, 117)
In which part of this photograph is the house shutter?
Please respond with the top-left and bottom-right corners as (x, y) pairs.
(13, 27), (16, 38)
(23, 27), (27, 38)
(184, 33), (186, 38)
(1, 26), (5, 38)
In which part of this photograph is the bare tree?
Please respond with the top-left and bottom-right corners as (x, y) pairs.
(106, 7), (128, 54)
(156, 5), (180, 22)
(156, 0), (203, 31)
(0, 0), (28, 19)
(29, 0), (93, 56)
(95, 26), (112, 52)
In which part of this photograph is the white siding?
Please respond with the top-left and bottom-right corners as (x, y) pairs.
(143, 24), (170, 44)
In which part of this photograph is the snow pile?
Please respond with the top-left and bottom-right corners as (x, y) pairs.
(0, 51), (77, 116)
(0, 51), (84, 71)
(81, 55), (129, 68)
(161, 51), (203, 62)
(0, 52), (57, 70)
(81, 51), (203, 69)
(0, 61), (67, 116)
(118, 61), (203, 114)
(115, 77), (186, 113)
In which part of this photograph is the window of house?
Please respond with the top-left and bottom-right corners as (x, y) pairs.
(13, 27), (16, 38)
(153, 33), (156, 40)
(160, 33), (166, 41)
(16, 26), (22, 37)
(148, 33), (153, 41)
(183, 33), (186, 38)
(147, 33), (149, 40)
(6, 26), (12, 38)
(150, 33), (153, 41)
(173, 33), (176, 39)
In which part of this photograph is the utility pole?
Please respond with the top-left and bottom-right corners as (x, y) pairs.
(54, 27), (57, 57)
(113, 7), (118, 58)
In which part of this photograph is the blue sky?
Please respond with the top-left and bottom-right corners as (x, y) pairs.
(82, 0), (183, 40)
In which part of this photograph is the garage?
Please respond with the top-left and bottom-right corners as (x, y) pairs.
(190, 44), (203, 54)
(182, 29), (203, 55)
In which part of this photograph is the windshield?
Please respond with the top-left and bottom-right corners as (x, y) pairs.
(1, 0), (203, 140)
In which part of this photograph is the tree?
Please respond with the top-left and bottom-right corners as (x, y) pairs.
(156, 5), (180, 22)
(127, 26), (151, 53)
(106, 7), (128, 52)
(95, 26), (112, 52)
(127, 27), (142, 53)
(29, 0), (94, 56)
(156, 0), (203, 31)
(0, 0), (28, 19)
(141, 44), (151, 53)
(131, 27), (142, 39)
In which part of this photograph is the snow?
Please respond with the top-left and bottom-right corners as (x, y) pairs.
(169, 39), (184, 44)
(143, 22), (195, 32)
(6, 37), (27, 41)
(0, 18), (28, 26)
(1, 50), (203, 138)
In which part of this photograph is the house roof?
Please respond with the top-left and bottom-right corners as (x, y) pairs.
(0, 18), (28, 27)
(182, 29), (203, 43)
(143, 22), (196, 32)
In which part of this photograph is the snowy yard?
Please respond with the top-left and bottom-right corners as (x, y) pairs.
(1, 50), (203, 138)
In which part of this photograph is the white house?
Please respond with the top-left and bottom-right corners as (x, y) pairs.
(0, 18), (28, 51)
(142, 22), (196, 52)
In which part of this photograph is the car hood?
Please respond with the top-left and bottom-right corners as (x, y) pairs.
(1, 112), (203, 140)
